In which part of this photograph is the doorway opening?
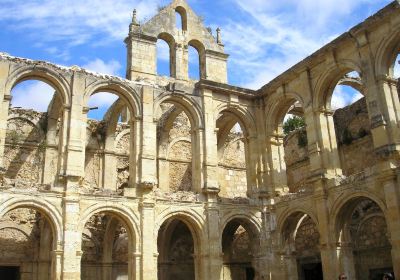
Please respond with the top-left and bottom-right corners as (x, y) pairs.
(0, 266), (20, 280)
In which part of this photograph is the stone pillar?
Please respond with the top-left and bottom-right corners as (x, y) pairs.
(192, 127), (204, 193)
(335, 242), (356, 279)
(313, 185), (336, 280)
(204, 202), (223, 280)
(51, 250), (63, 280)
(267, 133), (287, 195)
(201, 88), (219, 192)
(367, 77), (400, 153)
(304, 106), (342, 180)
(0, 94), (11, 174)
(381, 171), (400, 279)
(246, 134), (260, 197)
(103, 151), (117, 190)
(61, 191), (81, 279)
(61, 71), (86, 183)
(175, 43), (188, 80)
(133, 252), (142, 280)
(0, 60), (10, 174)
(285, 254), (298, 280)
(132, 85), (157, 197)
(140, 200), (158, 280)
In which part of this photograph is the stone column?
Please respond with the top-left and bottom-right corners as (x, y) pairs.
(60, 72), (86, 190)
(140, 200), (158, 280)
(192, 127), (204, 193)
(0, 94), (11, 175)
(132, 252), (142, 280)
(267, 133), (288, 194)
(61, 193), (81, 280)
(103, 150), (117, 190)
(131, 85), (157, 197)
(204, 202), (223, 280)
(304, 106), (342, 180)
(313, 186), (336, 280)
(175, 43), (188, 80)
(201, 88), (219, 193)
(381, 171), (400, 279)
(0, 60), (10, 174)
(367, 77), (400, 154)
(335, 242), (356, 279)
(51, 250), (63, 280)
(246, 134), (260, 196)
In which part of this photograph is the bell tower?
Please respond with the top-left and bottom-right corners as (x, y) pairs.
(124, 0), (229, 83)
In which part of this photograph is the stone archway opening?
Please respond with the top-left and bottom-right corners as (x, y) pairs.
(281, 212), (322, 280)
(157, 218), (196, 280)
(5, 78), (63, 188)
(84, 91), (135, 194)
(157, 102), (196, 195)
(335, 197), (393, 280)
(81, 212), (133, 280)
(279, 100), (307, 194)
(221, 219), (258, 280)
(216, 111), (251, 200)
(0, 207), (56, 280)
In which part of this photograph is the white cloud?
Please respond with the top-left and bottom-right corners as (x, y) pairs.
(331, 85), (363, 110)
(11, 81), (55, 112)
(88, 92), (119, 108)
(0, 0), (164, 46)
(219, 0), (389, 89)
(82, 58), (122, 76)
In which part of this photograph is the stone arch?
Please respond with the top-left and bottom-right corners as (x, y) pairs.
(103, 98), (128, 151)
(214, 104), (256, 138)
(0, 197), (63, 249)
(264, 91), (308, 194)
(330, 193), (392, 279)
(0, 222), (32, 238)
(313, 60), (363, 110)
(83, 80), (141, 119)
(215, 104), (258, 198)
(220, 213), (261, 240)
(5, 65), (70, 106)
(375, 28), (400, 78)
(330, 191), (388, 241)
(78, 204), (140, 253)
(277, 207), (318, 242)
(220, 214), (261, 280)
(154, 92), (203, 130)
(278, 209), (322, 279)
(154, 210), (205, 244)
(156, 210), (205, 280)
(167, 137), (192, 159)
(265, 91), (305, 136)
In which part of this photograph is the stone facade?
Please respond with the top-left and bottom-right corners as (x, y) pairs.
(0, 0), (400, 279)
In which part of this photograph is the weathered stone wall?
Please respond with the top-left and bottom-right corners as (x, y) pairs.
(284, 98), (377, 190)
(218, 131), (248, 198)
(3, 109), (46, 188)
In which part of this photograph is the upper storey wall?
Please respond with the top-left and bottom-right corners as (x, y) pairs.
(125, 0), (228, 84)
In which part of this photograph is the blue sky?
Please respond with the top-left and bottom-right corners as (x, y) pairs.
(0, 0), (398, 117)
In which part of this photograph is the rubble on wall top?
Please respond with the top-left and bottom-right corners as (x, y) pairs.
(0, 52), (163, 89)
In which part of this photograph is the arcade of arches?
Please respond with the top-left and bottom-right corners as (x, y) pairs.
(0, 0), (400, 279)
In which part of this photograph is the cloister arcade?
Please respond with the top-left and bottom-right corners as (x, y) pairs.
(0, 0), (400, 279)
